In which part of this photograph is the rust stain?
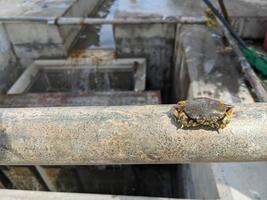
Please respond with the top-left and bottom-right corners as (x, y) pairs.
(69, 49), (115, 61)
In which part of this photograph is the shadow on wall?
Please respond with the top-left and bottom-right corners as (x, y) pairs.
(0, 114), (12, 188)
(52, 165), (184, 198)
(0, 117), (9, 166)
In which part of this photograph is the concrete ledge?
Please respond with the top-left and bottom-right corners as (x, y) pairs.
(0, 189), (179, 200)
(0, 91), (161, 107)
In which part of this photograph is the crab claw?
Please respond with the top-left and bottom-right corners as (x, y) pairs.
(225, 105), (234, 118)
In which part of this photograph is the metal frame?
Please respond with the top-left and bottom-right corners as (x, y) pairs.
(0, 16), (205, 25)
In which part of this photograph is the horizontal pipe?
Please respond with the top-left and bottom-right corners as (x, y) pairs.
(56, 17), (205, 25)
(0, 104), (267, 165)
(0, 16), (205, 25)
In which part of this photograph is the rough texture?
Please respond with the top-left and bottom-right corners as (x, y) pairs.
(8, 58), (147, 94)
(173, 98), (233, 129)
(0, 0), (103, 68)
(0, 91), (160, 107)
(174, 25), (254, 103)
(0, 23), (22, 93)
(114, 12), (176, 102)
(0, 104), (266, 165)
(0, 189), (179, 200)
(173, 24), (267, 200)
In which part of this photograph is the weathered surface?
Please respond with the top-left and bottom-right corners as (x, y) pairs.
(56, 16), (205, 25)
(0, 189), (180, 200)
(8, 58), (147, 94)
(0, 167), (46, 190)
(111, 0), (267, 39)
(173, 24), (267, 200)
(174, 25), (254, 103)
(112, 0), (267, 18)
(220, 20), (267, 102)
(0, 0), (81, 17)
(0, 0), (103, 67)
(113, 12), (176, 102)
(0, 23), (22, 93)
(0, 91), (160, 107)
(0, 104), (266, 165)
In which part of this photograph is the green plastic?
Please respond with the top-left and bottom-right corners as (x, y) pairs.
(241, 48), (267, 75)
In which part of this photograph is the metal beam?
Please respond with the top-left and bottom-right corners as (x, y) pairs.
(34, 166), (56, 192)
(0, 104), (266, 165)
(0, 16), (205, 25)
(56, 17), (205, 25)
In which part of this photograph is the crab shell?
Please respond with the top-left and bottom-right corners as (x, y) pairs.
(172, 97), (234, 129)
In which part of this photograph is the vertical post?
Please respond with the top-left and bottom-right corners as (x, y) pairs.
(218, 0), (230, 23)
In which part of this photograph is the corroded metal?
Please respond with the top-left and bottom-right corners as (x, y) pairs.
(0, 104), (266, 165)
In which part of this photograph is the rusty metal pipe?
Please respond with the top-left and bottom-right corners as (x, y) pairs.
(0, 104), (266, 165)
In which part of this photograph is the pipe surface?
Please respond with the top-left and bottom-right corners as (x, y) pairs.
(0, 16), (205, 25)
(56, 17), (205, 25)
(0, 104), (267, 165)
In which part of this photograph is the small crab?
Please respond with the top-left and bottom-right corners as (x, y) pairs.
(171, 97), (234, 129)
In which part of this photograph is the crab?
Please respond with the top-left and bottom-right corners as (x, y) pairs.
(171, 97), (234, 129)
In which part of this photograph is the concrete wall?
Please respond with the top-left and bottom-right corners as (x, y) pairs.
(0, 23), (22, 93)
(113, 12), (176, 102)
(226, 0), (267, 39)
(174, 24), (253, 103)
(2, 0), (102, 68)
(232, 17), (267, 39)
(59, 0), (104, 50)
(4, 22), (66, 68)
